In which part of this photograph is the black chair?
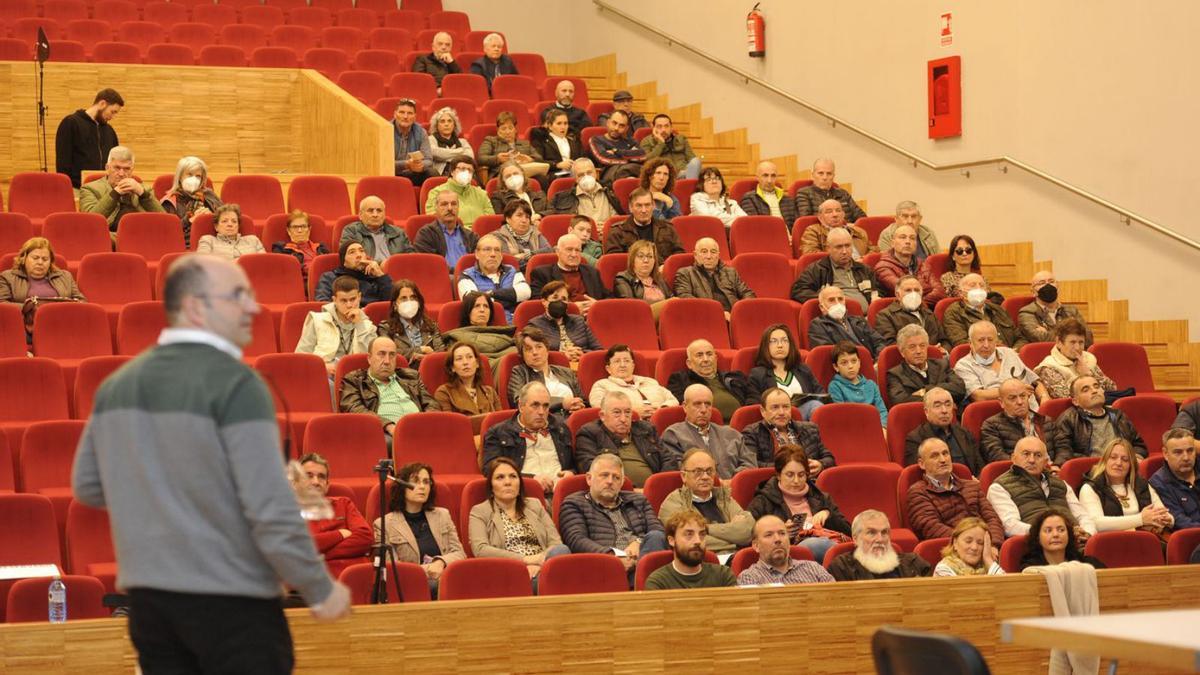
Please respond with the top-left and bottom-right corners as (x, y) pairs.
(872, 626), (991, 675)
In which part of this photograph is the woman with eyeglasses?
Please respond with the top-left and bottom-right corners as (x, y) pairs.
(373, 462), (466, 595)
(747, 324), (827, 419)
(612, 240), (673, 318)
(748, 445), (851, 562)
(271, 209), (329, 287)
(688, 167), (746, 227)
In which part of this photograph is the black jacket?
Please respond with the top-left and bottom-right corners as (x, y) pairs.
(886, 358), (968, 407)
(979, 411), (1054, 461)
(480, 411), (574, 475)
(741, 419), (837, 470)
(790, 256), (878, 305)
(875, 302), (953, 352)
(574, 419), (674, 474)
(666, 368), (753, 407)
(413, 221), (480, 261)
(528, 262), (608, 300)
(747, 365), (827, 404)
(540, 103), (592, 135)
(530, 127), (584, 175)
(55, 109), (119, 188)
(903, 421), (1003, 476)
(505, 363), (583, 410)
(412, 52), (461, 86)
(1051, 406), (1148, 466)
(747, 476), (851, 535)
(1084, 473), (1154, 518)
(807, 314), (885, 358)
(739, 189), (798, 223)
(469, 54), (518, 93)
(315, 266), (393, 306)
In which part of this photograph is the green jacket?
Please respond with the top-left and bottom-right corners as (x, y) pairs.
(79, 177), (164, 230)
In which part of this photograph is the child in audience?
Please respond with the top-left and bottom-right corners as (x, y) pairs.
(571, 215), (603, 266)
(827, 341), (888, 429)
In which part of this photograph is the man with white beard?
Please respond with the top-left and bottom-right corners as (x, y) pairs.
(827, 510), (932, 581)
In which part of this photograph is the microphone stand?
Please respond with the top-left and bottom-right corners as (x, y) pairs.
(370, 459), (406, 604)
(34, 28), (50, 173)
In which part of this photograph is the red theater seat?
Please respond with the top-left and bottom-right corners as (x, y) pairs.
(809, 402), (889, 464)
(250, 46), (300, 68)
(254, 353), (334, 453)
(0, 494), (62, 622)
(8, 172), (75, 228)
(816, 464), (916, 550)
(537, 553), (628, 596)
(73, 355), (132, 420)
(198, 44), (248, 67)
(337, 70), (386, 103)
(303, 413), (388, 513)
(1084, 530), (1163, 568)
(146, 42), (195, 65)
(658, 298), (729, 350)
(338, 562), (431, 604)
(302, 47), (348, 79)
(167, 23), (217, 53)
(220, 175), (285, 221)
(116, 301), (167, 355)
(6, 575), (109, 622)
(439, 558), (531, 600)
(288, 175), (352, 220)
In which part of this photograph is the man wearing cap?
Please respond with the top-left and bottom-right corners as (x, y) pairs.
(596, 90), (649, 139)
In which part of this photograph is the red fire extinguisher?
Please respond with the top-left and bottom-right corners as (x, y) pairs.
(747, 3), (765, 58)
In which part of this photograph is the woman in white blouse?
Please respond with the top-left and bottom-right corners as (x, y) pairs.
(587, 344), (678, 415)
(196, 204), (264, 260)
(689, 167), (746, 227)
(530, 109), (581, 182)
(1079, 438), (1174, 532)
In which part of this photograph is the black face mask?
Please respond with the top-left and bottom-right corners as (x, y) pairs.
(1037, 284), (1058, 304)
(547, 300), (568, 320)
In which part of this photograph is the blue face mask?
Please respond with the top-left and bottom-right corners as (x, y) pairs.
(973, 351), (997, 366)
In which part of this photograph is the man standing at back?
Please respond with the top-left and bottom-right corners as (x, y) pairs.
(72, 255), (350, 673)
(55, 88), (123, 189)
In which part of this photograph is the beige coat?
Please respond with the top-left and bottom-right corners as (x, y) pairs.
(468, 498), (561, 559)
(588, 375), (679, 409)
(658, 485), (753, 553)
(372, 506), (466, 566)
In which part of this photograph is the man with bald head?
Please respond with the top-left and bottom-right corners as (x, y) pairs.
(660, 383), (755, 478)
(794, 158), (867, 222)
(807, 285), (885, 358)
(903, 387), (1001, 475)
(987, 436), (1096, 538)
(980, 378), (1056, 459)
(1051, 375), (1147, 466)
(528, 232), (607, 306)
(905, 437), (1005, 543)
(942, 273), (1025, 348)
(738, 160), (798, 223)
(873, 223), (932, 297)
(1017, 270), (1093, 347)
(544, 79), (592, 134)
(666, 339), (752, 421)
(954, 320), (1045, 404)
(339, 195), (412, 262)
(340, 335), (435, 439)
(412, 30), (461, 93)
(799, 199), (873, 257)
(737, 515), (835, 585)
(791, 226), (879, 311)
(673, 236), (755, 318)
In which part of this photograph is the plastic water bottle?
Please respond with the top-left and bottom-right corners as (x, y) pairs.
(48, 577), (67, 624)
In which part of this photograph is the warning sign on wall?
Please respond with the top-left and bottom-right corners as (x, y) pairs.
(940, 12), (953, 47)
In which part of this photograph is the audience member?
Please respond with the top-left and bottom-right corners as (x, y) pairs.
(906, 438), (1005, 543)
(441, 292), (517, 368)
(979, 378), (1055, 459)
(80, 146), (165, 231)
(271, 210), (328, 286)
(748, 445), (851, 562)
(373, 462), (466, 591)
(737, 515), (836, 586)
(903, 388), (1001, 475)
(160, 155), (220, 247)
(612, 240), (672, 314)
(425, 157), (493, 229)
(595, 90), (648, 137)
(0, 237), (86, 338)
(433, 341), (502, 418)
(1079, 438), (1173, 533)
(943, 273), (1024, 349)
(340, 196), (413, 262)
(954, 321), (1045, 405)
(738, 161), (797, 223)
(660, 384), (755, 478)
(1035, 320), (1116, 399)
(575, 390), (674, 486)
(506, 326), (584, 413)
(790, 227), (879, 312)
(741, 388), (836, 473)
(492, 200), (551, 268)
(666, 339), (753, 421)
(532, 110), (584, 184)
(340, 336), (435, 438)
(589, 110), (646, 185)
(1018, 507), (1105, 570)
(808, 285), (885, 357)
(56, 88), (123, 189)
(558, 455), (668, 574)
(794, 158), (867, 222)
(528, 233), (606, 309)
(638, 158), (682, 220)
(1050, 376), (1147, 465)
(427, 107), (475, 178)
(376, 280), (446, 366)
(297, 453), (372, 575)
(1018, 271), (1093, 347)
(468, 458), (569, 584)
(873, 224), (931, 297)
(747, 324), (827, 419)
(489, 162), (547, 220)
(528, 281), (602, 359)
(689, 167), (747, 228)
(457, 233), (530, 322)
(571, 215), (603, 265)
(1150, 429), (1200, 530)
(589, 344), (678, 413)
(549, 158), (623, 224)
(798, 200), (873, 258)
(876, 276), (951, 350)
(828, 340), (888, 428)
(468, 33), (517, 94)
(877, 201), (939, 263)
(1174, 400), (1200, 435)
(644, 510), (737, 590)
(673, 237), (754, 319)
(411, 31), (461, 92)
(392, 99), (432, 186)
(928, 234), (988, 306)
(315, 241), (393, 305)
(640, 114), (701, 180)
(543, 80), (592, 135)
(658, 449), (753, 554)
(886, 325), (966, 406)
(414, 190), (481, 268)
(603, 188), (684, 261)
(986, 437), (1097, 538)
(828, 510), (932, 581)
(196, 204), (264, 260)
(932, 517), (1003, 577)
(296, 276), (377, 375)
(481, 382), (576, 493)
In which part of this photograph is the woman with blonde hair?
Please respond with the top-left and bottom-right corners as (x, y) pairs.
(933, 517), (1003, 576)
(1079, 437), (1173, 533)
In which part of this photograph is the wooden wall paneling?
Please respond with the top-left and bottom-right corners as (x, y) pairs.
(296, 70), (393, 178)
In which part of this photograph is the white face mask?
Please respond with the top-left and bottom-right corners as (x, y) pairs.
(453, 170), (472, 187)
(900, 291), (923, 311)
(577, 174), (598, 192)
(504, 174), (524, 191)
(826, 302), (847, 320)
(181, 176), (201, 193)
(396, 299), (420, 320)
(966, 287), (988, 307)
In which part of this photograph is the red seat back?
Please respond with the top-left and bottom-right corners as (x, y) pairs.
(978, 460), (1012, 493)
(960, 400), (1002, 442)
(355, 176), (419, 222)
(1166, 529), (1200, 565)
(392, 412), (478, 474)
(73, 356), (132, 420)
(1084, 530), (1163, 568)
(32, 303), (114, 359)
(816, 464), (903, 525)
(537, 553), (628, 595)
(116, 301), (167, 355)
(338, 561), (431, 604)
(1113, 395), (1176, 454)
(1058, 457), (1099, 492)
(253, 353), (334, 413)
(6, 574), (109, 622)
(728, 298), (799, 350)
(913, 537), (950, 569)
(809, 403), (889, 464)
(658, 298), (729, 350)
(115, 212), (186, 261)
(730, 467), (774, 509)
(729, 216), (790, 257)
(220, 174), (285, 221)
(439, 557), (532, 600)
(43, 212), (111, 261)
(239, 253), (307, 305)
(587, 299), (659, 353)
(886, 402), (928, 466)
(77, 253), (153, 304)
(729, 252), (793, 300)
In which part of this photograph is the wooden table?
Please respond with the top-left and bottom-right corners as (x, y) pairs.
(1002, 609), (1200, 672)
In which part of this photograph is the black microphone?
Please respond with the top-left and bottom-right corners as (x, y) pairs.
(35, 27), (49, 63)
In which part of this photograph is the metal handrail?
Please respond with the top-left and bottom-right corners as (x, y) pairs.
(594, 0), (1200, 252)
